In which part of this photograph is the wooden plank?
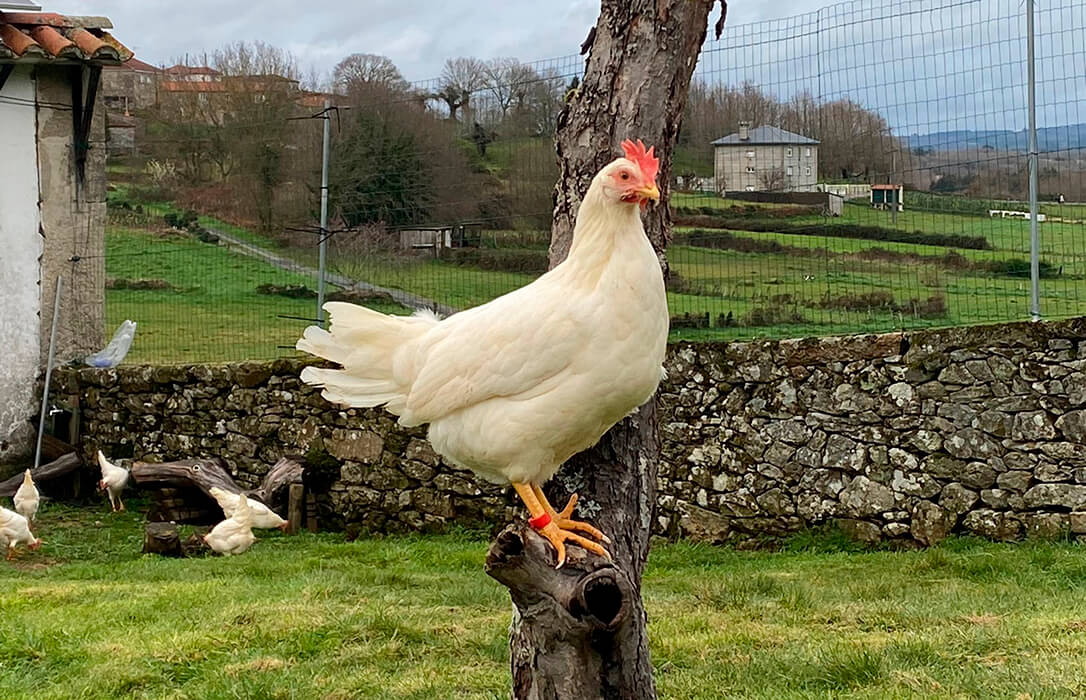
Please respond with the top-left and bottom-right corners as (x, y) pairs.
(287, 482), (304, 535)
(305, 493), (318, 533)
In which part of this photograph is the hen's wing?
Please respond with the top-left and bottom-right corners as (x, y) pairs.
(399, 283), (588, 426)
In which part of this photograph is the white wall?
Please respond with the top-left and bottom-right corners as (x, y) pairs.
(0, 65), (42, 463)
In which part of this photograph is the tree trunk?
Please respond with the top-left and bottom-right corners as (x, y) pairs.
(492, 3), (722, 698)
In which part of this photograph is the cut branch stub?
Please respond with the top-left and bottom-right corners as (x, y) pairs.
(486, 524), (632, 630)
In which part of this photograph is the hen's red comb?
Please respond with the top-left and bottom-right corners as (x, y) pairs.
(621, 139), (659, 183)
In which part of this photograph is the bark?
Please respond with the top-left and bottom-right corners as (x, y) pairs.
(492, 2), (719, 698)
(0, 453), (81, 498)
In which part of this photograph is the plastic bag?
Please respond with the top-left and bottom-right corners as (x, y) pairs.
(85, 320), (137, 368)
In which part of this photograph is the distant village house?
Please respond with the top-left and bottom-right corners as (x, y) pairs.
(712, 122), (819, 194)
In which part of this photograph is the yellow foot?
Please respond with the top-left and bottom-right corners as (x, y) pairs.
(543, 492), (611, 545)
(536, 521), (611, 568)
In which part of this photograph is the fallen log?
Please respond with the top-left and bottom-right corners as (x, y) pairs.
(132, 456), (303, 523)
(131, 457), (238, 496)
(0, 453), (80, 498)
(247, 457), (304, 505)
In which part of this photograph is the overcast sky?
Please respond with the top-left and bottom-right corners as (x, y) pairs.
(53, 0), (822, 81)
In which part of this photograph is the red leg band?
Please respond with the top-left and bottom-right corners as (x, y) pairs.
(528, 512), (552, 530)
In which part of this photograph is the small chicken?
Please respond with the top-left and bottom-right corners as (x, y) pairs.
(97, 450), (130, 512)
(208, 487), (288, 531)
(0, 506), (41, 560)
(298, 140), (668, 566)
(203, 493), (256, 556)
(13, 470), (39, 522)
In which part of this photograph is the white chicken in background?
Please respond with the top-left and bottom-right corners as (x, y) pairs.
(203, 493), (256, 555)
(208, 487), (288, 531)
(97, 450), (130, 512)
(0, 506), (41, 560)
(13, 470), (39, 521)
(298, 140), (668, 566)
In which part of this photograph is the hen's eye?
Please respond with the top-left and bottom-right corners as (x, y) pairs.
(620, 172), (630, 180)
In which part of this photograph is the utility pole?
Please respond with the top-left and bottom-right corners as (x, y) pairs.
(317, 99), (331, 327)
(1027, 0), (1041, 321)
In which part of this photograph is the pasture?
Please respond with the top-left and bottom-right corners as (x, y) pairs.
(103, 186), (1086, 363)
(3, 504), (1086, 699)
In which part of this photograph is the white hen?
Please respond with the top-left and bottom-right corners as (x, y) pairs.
(0, 506), (41, 560)
(298, 140), (668, 564)
(13, 470), (39, 522)
(208, 487), (288, 531)
(203, 494), (256, 555)
(97, 450), (130, 512)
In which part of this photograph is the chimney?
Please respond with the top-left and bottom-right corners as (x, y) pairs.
(739, 121), (751, 141)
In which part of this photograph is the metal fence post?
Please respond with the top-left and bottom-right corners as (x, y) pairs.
(317, 99), (331, 327)
(1027, 0), (1041, 321)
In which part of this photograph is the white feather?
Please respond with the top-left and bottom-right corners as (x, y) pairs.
(296, 157), (669, 487)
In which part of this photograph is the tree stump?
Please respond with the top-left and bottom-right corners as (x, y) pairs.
(486, 524), (645, 699)
(143, 521), (182, 557)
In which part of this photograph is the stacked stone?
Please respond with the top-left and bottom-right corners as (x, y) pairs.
(657, 318), (1086, 545)
(53, 317), (1086, 545)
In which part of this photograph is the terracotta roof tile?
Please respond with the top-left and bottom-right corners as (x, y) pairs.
(29, 25), (75, 57)
(0, 10), (130, 64)
(0, 21), (41, 57)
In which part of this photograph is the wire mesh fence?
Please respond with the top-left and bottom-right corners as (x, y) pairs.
(101, 0), (1086, 364)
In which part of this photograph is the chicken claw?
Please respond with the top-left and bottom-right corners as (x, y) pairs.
(538, 489), (611, 545)
(536, 521), (612, 568)
(515, 483), (612, 567)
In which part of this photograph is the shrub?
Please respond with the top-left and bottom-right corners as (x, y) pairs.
(163, 209), (199, 231)
(673, 216), (991, 250)
(442, 247), (549, 274)
(742, 306), (808, 327)
(670, 312), (711, 329)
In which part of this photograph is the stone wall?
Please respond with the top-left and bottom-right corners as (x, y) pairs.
(53, 317), (1086, 545)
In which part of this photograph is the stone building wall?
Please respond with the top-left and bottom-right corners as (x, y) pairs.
(53, 317), (1086, 545)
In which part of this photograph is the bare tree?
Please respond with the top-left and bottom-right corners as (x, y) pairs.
(483, 57), (538, 120)
(759, 166), (787, 191)
(435, 57), (486, 122)
(333, 53), (407, 95)
(484, 2), (725, 699)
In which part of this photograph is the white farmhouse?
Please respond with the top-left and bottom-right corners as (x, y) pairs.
(0, 4), (130, 463)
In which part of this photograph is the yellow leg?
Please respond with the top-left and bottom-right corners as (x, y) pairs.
(512, 483), (610, 567)
(531, 485), (611, 545)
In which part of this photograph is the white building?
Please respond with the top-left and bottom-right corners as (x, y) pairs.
(712, 123), (820, 194)
(0, 5), (130, 463)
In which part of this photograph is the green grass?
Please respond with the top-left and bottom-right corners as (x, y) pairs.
(104, 182), (1086, 362)
(5, 505), (1086, 699)
(106, 226), (410, 364)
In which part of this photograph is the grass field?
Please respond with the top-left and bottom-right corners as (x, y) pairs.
(4, 504), (1086, 699)
(106, 225), (409, 364)
(104, 182), (1086, 363)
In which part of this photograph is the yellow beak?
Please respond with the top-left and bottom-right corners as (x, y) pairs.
(638, 183), (661, 202)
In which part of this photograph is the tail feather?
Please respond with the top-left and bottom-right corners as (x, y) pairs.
(296, 302), (439, 415)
